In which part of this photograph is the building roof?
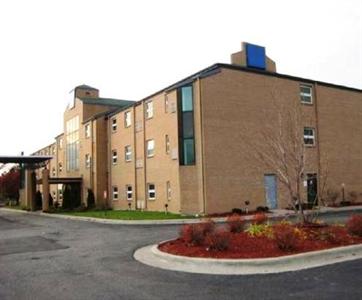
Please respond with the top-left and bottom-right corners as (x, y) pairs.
(79, 97), (135, 107)
(107, 62), (361, 118)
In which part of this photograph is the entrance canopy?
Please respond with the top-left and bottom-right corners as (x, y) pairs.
(0, 155), (53, 164)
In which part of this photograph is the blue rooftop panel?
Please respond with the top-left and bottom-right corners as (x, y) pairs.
(246, 44), (266, 70)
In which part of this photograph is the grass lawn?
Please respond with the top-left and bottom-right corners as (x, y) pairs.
(56, 210), (195, 220)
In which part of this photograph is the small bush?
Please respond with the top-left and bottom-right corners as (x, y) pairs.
(205, 229), (231, 251)
(180, 220), (215, 246)
(256, 206), (269, 212)
(180, 224), (205, 246)
(253, 212), (268, 224)
(231, 208), (242, 215)
(317, 227), (348, 245)
(346, 214), (362, 237)
(348, 191), (358, 204)
(325, 189), (339, 206)
(246, 224), (273, 238)
(273, 224), (300, 251)
(226, 214), (245, 233)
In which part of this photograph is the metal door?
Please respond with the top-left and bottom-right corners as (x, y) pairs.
(264, 174), (278, 209)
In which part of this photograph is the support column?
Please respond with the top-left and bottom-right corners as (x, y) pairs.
(24, 169), (33, 210)
(42, 168), (50, 212)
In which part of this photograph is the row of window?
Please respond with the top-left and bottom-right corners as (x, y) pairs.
(111, 135), (171, 164)
(70, 126), (315, 171)
(109, 95), (176, 134)
(112, 182), (172, 201)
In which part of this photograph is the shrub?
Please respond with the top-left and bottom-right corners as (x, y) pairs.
(325, 189), (339, 206)
(348, 191), (358, 204)
(256, 206), (269, 212)
(253, 212), (268, 224)
(231, 208), (242, 215)
(87, 189), (96, 208)
(226, 214), (245, 233)
(346, 214), (362, 237)
(246, 224), (273, 238)
(273, 224), (300, 251)
(180, 220), (215, 246)
(205, 229), (231, 251)
(317, 227), (349, 245)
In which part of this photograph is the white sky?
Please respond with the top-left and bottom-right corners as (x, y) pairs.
(0, 0), (361, 155)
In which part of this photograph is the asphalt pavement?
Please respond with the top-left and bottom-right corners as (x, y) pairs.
(0, 210), (361, 300)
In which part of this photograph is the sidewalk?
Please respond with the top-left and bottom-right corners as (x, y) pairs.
(1, 205), (361, 225)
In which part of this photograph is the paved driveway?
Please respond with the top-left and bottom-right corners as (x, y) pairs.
(0, 210), (361, 300)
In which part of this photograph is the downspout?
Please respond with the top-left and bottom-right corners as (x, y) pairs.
(314, 83), (322, 203)
(133, 106), (137, 210)
(197, 77), (207, 215)
(107, 116), (111, 208)
(143, 102), (147, 210)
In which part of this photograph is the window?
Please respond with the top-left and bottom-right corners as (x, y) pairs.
(112, 118), (117, 132)
(85, 154), (91, 168)
(126, 185), (133, 201)
(59, 138), (63, 149)
(304, 127), (315, 145)
(165, 135), (170, 154)
(125, 145), (132, 162)
(178, 85), (195, 165)
(147, 183), (156, 200)
(52, 146), (56, 155)
(58, 162), (62, 173)
(66, 116), (80, 171)
(147, 139), (155, 157)
(52, 167), (56, 177)
(166, 181), (171, 201)
(112, 150), (118, 164)
(125, 111), (132, 127)
(146, 101), (153, 119)
(300, 84), (313, 104)
(85, 124), (91, 138)
(164, 94), (169, 113)
(112, 186), (118, 200)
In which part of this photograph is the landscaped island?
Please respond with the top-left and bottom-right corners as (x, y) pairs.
(159, 214), (362, 259)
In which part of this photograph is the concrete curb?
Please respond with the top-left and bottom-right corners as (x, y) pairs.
(1, 206), (361, 226)
(134, 243), (362, 275)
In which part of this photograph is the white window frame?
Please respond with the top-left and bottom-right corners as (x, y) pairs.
(85, 154), (91, 168)
(147, 139), (155, 157)
(146, 101), (153, 119)
(126, 185), (133, 201)
(85, 124), (91, 138)
(166, 181), (171, 201)
(147, 183), (156, 200)
(304, 127), (315, 146)
(125, 145), (132, 162)
(111, 118), (117, 132)
(112, 186), (119, 200)
(112, 150), (118, 164)
(165, 135), (170, 154)
(124, 111), (132, 128)
(300, 84), (313, 104)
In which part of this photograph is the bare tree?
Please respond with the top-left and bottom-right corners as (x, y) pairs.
(240, 85), (327, 223)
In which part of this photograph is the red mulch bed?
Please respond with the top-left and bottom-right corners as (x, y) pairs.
(159, 225), (362, 259)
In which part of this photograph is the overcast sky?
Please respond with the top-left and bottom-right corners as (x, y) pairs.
(0, 0), (361, 155)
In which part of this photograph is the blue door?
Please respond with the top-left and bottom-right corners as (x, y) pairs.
(264, 174), (277, 209)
